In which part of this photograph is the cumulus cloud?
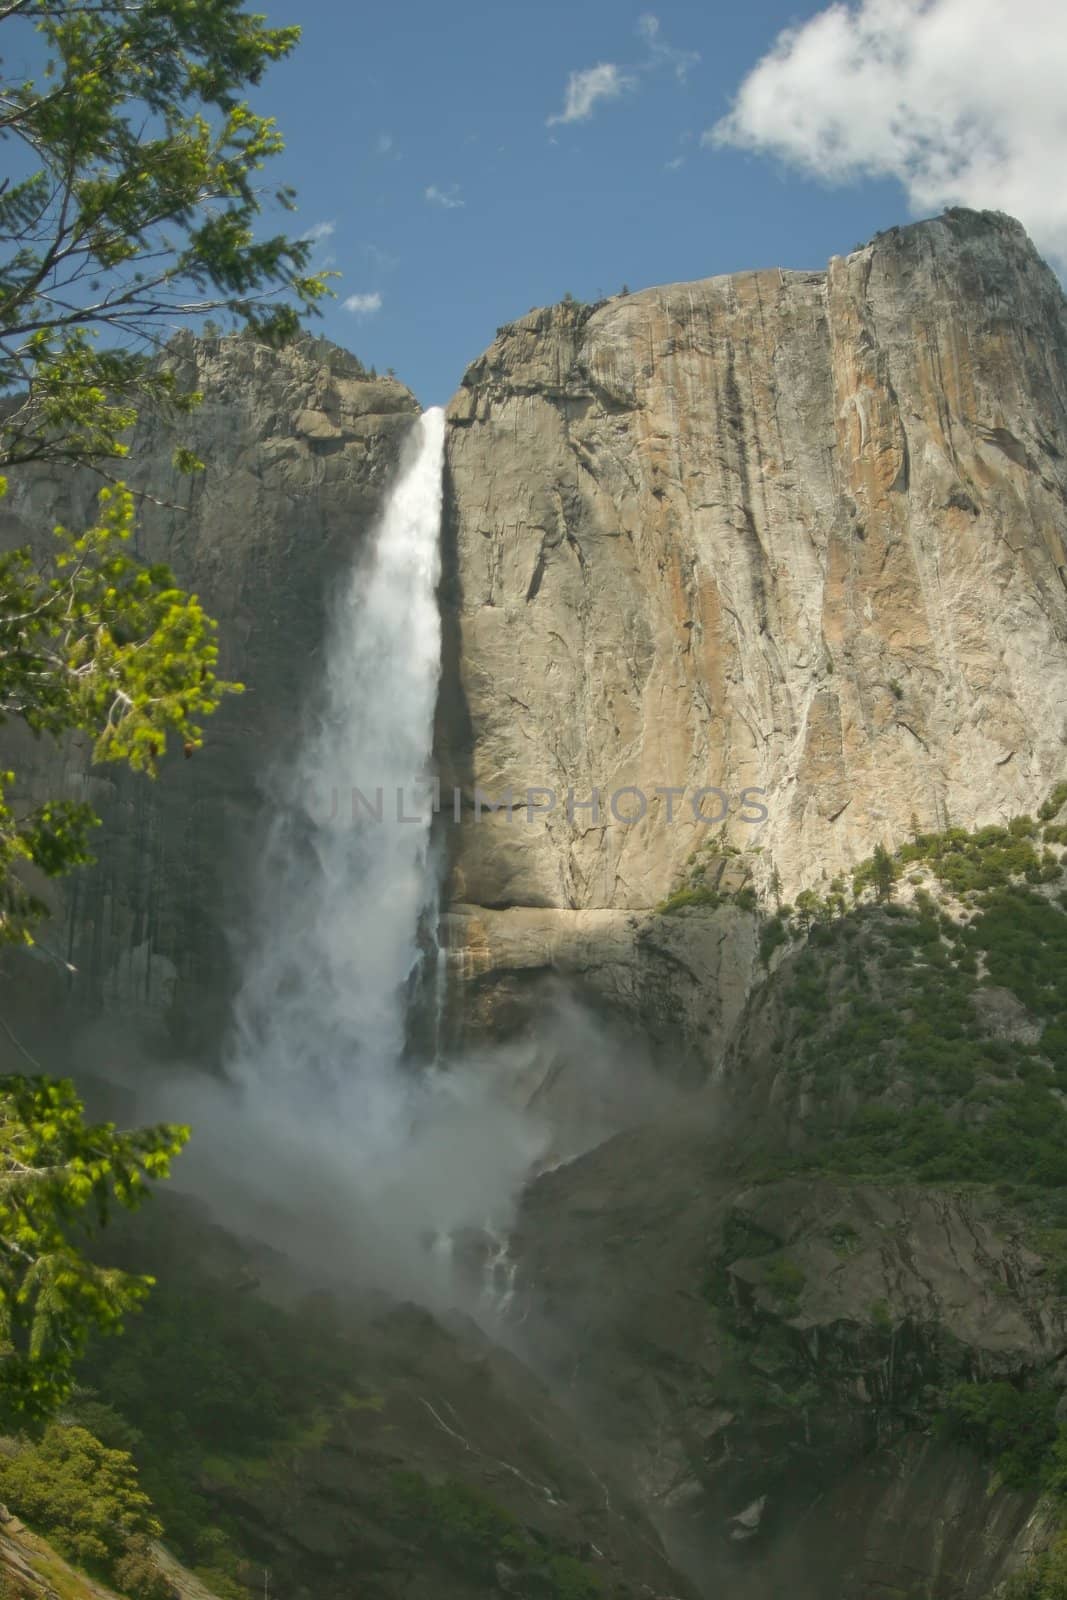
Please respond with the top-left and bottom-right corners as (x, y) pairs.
(709, 0), (1067, 271)
(424, 183), (464, 209)
(547, 63), (635, 125)
(343, 291), (382, 315)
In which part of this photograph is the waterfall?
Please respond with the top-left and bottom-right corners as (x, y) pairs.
(481, 1225), (518, 1319)
(162, 404), (544, 1299)
(231, 407), (445, 1153)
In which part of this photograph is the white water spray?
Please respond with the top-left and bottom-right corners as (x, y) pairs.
(232, 407), (446, 1152)
(157, 407), (546, 1296)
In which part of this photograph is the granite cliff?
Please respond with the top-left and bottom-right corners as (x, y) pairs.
(0, 332), (417, 1057)
(439, 208), (1067, 1071)
(2, 209), (1067, 1600)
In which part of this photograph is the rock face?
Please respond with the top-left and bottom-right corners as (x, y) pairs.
(86, 1195), (699, 1600)
(439, 209), (1067, 1048)
(4, 210), (1067, 1600)
(0, 332), (417, 1058)
(509, 1131), (1062, 1600)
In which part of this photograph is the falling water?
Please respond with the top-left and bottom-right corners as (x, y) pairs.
(481, 1226), (518, 1318)
(231, 406), (446, 1152)
(166, 404), (546, 1298)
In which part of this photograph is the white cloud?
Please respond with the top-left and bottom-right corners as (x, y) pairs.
(301, 220), (335, 243)
(343, 292), (382, 316)
(547, 63), (635, 126)
(424, 184), (464, 209)
(664, 155), (685, 172)
(709, 0), (1067, 271)
(638, 12), (700, 80)
(376, 132), (396, 156)
(547, 19), (698, 128)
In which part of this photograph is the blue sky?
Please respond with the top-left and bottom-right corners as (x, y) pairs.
(255, 0), (1065, 406)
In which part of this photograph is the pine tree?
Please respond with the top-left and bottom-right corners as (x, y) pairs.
(872, 842), (897, 902)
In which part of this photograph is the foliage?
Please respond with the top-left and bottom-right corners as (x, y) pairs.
(74, 1235), (612, 1600)
(0, 0), (328, 478)
(802, 1087), (1067, 1189)
(755, 786), (1067, 1190)
(1040, 784), (1067, 823)
(76, 1255), (361, 1556)
(0, 1079), (185, 1424)
(658, 883), (723, 914)
(853, 841), (897, 900)
(938, 1381), (1060, 1490)
(1007, 1535), (1067, 1599)
(0, 1), (326, 944)
(762, 1256), (805, 1308)
(0, 1424), (163, 1579)
(387, 1471), (529, 1575)
(0, 485), (239, 941)
(112, 1537), (177, 1600)
(385, 1471), (603, 1598)
(759, 915), (789, 966)
(0, 0), (327, 1422)
(0, 0), (333, 940)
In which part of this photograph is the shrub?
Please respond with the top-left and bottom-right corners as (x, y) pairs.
(764, 1257), (806, 1307)
(384, 1472), (601, 1597)
(1006, 1534), (1067, 1599)
(1039, 782), (1067, 823)
(0, 1424), (161, 1575)
(760, 916), (788, 966)
(938, 1381), (1058, 1488)
(113, 1538), (178, 1600)
(659, 885), (723, 914)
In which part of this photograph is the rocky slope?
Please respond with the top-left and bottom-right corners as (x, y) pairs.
(439, 209), (1067, 1066)
(77, 1197), (696, 1600)
(510, 1145), (1061, 1599)
(504, 799), (1067, 1597)
(0, 1504), (224, 1600)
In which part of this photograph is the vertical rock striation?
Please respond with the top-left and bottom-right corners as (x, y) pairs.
(439, 209), (1067, 1048)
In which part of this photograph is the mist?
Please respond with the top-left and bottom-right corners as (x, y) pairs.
(92, 408), (676, 1316)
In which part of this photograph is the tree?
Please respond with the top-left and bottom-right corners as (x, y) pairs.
(0, 0), (325, 1416)
(0, 0), (329, 924)
(0, 1420), (163, 1575)
(0, 0), (328, 475)
(0, 1078), (186, 1423)
(872, 842), (897, 902)
(0, 483), (240, 941)
(793, 888), (822, 928)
